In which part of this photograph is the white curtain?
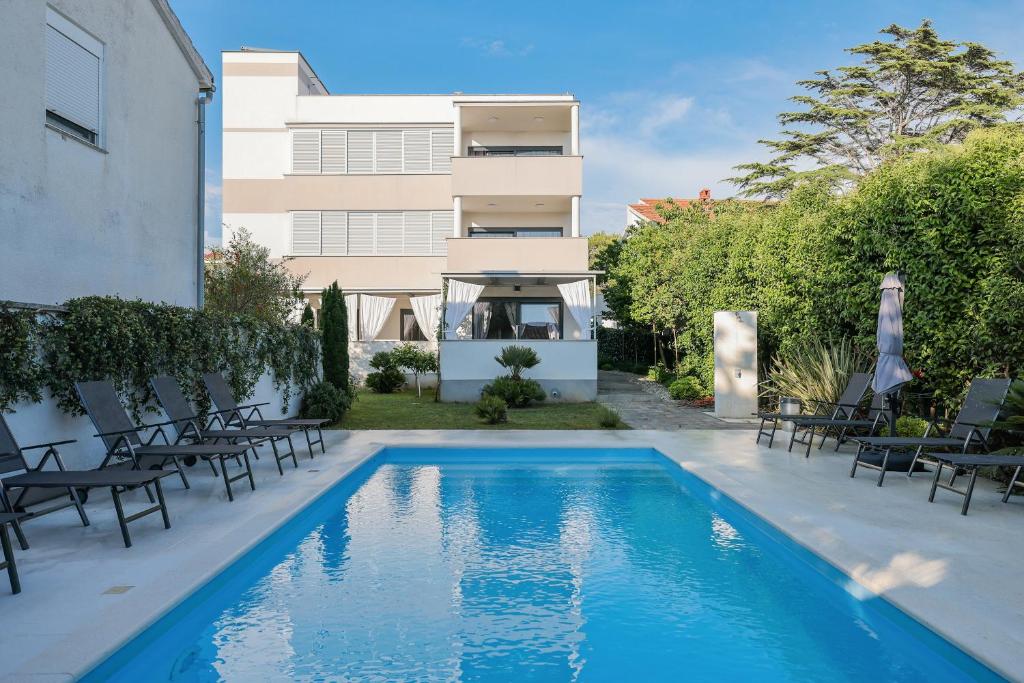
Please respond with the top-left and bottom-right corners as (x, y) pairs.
(557, 280), (594, 340)
(359, 294), (395, 341)
(444, 280), (484, 340)
(344, 294), (359, 341)
(410, 293), (442, 341)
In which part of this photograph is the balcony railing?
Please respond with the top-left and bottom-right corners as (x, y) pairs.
(467, 145), (563, 157)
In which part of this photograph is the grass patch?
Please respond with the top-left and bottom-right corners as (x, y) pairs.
(337, 389), (629, 430)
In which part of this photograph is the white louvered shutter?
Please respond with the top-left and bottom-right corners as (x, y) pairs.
(374, 130), (403, 173)
(291, 212), (321, 254)
(45, 23), (101, 134)
(431, 212), (453, 255)
(321, 130), (347, 173)
(291, 130), (321, 173)
(348, 212), (375, 255)
(403, 130), (431, 173)
(431, 129), (454, 172)
(347, 131), (373, 174)
(404, 212), (430, 255)
(376, 212), (403, 254)
(321, 211), (348, 255)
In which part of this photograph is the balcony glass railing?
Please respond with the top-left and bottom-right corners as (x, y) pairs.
(467, 145), (563, 157)
(468, 228), (564, 238)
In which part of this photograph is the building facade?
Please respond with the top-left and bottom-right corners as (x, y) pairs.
(0, 0), (214, 308)
(222, 49), (597, 401)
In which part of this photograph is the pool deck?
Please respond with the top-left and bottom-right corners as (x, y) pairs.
(1, 429), (1022, 681)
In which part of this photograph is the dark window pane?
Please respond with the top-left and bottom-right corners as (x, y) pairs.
(400, 309), (426, 341)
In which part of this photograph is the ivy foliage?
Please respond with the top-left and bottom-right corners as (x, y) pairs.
(0, 296), (319, 418)
(610, 125), (1024, 400)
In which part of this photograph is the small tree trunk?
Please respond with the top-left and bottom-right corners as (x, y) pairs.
(415, 374), (421, 397)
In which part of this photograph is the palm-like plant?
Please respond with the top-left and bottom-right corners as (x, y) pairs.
(495, 345), (540, 381)
(762, 337), (873, 407)
(994, 380), (1024, 431)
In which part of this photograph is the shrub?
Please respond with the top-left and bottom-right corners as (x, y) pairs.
(896, 415), (930, 438)
(668, 375), (705, 401)
(365, 350), (405, 393)
(647, 363), (672, 384)
(599, 361), (614, 371)
(474, 395), (508, 424)
(495, 345), (540, 380)
(762, 337), (872, 406)
(482, 375), (546, 408)
(300, 303), (315, 328)
(597, 406), (624, 429)
(300, 381), (351, 423)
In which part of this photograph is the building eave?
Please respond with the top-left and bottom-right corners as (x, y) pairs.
(150, 0), (215, 90)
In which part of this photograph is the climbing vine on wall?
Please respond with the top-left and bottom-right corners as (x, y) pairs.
(0, 297), (320, 418)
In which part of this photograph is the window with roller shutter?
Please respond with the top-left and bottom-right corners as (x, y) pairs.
(374, 130), (403, 174)
(45, 9), (103, 146)
(321, 211), (347, 254)
(320, 130), (347, 173)
(347, 212), (375, 255)
(431, 129), (454, 172)
(291, 212), (321, 255)
(347, 131), (374, 174)
(291, 130), (320, 173)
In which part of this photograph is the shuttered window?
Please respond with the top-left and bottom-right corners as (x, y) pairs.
(291, 212), (321, 255)
(431, 212), (453, 255)
(290, 128), (454, 174)
(45, 9), (103, 144)
(320, 130), (347, 173)
(347, 212), (375, 255)
(431, 129), (454, 173)
(289, 211), (452, 255)
(321, 211), (347, 254)
(346, 131), (374, 174)
(404, 212), (431, 254)
(291, 130), (321, 173)
(403, 130), (431, 173)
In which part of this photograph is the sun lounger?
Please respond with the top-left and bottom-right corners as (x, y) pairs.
(849, 378), (1012, 486)
(1, 512), (24, 593)
(786, 391), (890, 457)
(203, 372), (328, 459)
(756, 372), (873, 450)
(925, 450), (1024, 515)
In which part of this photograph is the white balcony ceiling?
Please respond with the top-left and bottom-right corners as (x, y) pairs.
(461, 195), (572, 212)
(459, 105), (572, 132)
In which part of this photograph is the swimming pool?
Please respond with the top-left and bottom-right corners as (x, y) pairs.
(83, 448), (1001, 681)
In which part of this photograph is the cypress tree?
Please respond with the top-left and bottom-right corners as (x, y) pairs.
(320, 282), (349, 392)
(300, 302), (315, 327)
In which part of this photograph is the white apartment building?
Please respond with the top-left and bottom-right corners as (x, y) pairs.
(222, 49), (597, 401)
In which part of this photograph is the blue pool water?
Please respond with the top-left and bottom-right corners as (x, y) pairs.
(84, 448), (1001, 682)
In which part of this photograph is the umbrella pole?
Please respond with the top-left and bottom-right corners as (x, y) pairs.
(888, 392), (898, 437)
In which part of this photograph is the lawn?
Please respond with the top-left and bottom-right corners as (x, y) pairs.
(337, 389), (628, 430)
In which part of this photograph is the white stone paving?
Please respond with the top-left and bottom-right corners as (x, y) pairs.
(1, 429), (1021, 681)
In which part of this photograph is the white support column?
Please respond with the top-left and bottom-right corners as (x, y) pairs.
(453, 105), (462, 157)
(453, 196), (462, 238)
(571, 196), (580, 237)
(570, 104), (580, 155)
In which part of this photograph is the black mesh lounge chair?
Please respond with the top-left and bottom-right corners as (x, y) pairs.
(151, 376), (300, 475)
(849, 378), (1012, 486)
(924, 450), (1024, 515)
(786, 391), (891, 457)
(756, 372), (873, 451)
(76, 381), (258, 502)
(0, 413), (174, 549)
(1, 512), (24, 594)
(203, 373), (328, 459)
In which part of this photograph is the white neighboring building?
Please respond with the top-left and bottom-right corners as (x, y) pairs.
(0, 0), (214, 307)
(222, 49), (598, 401)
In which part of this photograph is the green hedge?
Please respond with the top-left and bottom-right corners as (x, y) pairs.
(611, 126), (1024, 399)
(0, 296), (320, 418)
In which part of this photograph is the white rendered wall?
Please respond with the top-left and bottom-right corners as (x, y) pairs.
(714, 310), (758, 418)
(4, 371), (303, 472)
(223, 132), (288, 179)
(222, 213), (289, 257)
(440, 341), (596, 382)
(0, 0), (203, 307)
(295, 96), (456, 124)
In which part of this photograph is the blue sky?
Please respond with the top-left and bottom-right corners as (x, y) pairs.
(173, 0), (1024, 239)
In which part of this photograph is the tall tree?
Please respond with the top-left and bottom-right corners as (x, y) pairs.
(205, 227), (306, 323)
(319, 282), (349, 393)
(730, 21), (1024, 198)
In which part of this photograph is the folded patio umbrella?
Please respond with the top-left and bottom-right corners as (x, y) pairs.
(872, 272), (914, 435)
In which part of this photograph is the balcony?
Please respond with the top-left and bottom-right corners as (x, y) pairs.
(445, 236), (589, 273)
(451, 155), (582, 197)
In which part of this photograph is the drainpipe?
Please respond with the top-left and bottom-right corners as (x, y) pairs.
(196, 89), (214, 308)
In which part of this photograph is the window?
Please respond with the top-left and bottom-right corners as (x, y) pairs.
(290, 211), (452, 256)
(468, 228), (563, 238)
(45, 8), (103, 146)
(290, 128), (454, 174)
(471, 300), (562, 340)
(467, 146), (562, 157)
(400, 309), (426, 341)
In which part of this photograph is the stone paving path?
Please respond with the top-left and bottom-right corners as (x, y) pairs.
(597, 370), (757, 430)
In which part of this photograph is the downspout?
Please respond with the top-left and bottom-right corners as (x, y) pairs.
(196, 88), (214, 308)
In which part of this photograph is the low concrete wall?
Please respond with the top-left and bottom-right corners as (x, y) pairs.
(438, 340), (597, 402)
(4, 371), (303, 471)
